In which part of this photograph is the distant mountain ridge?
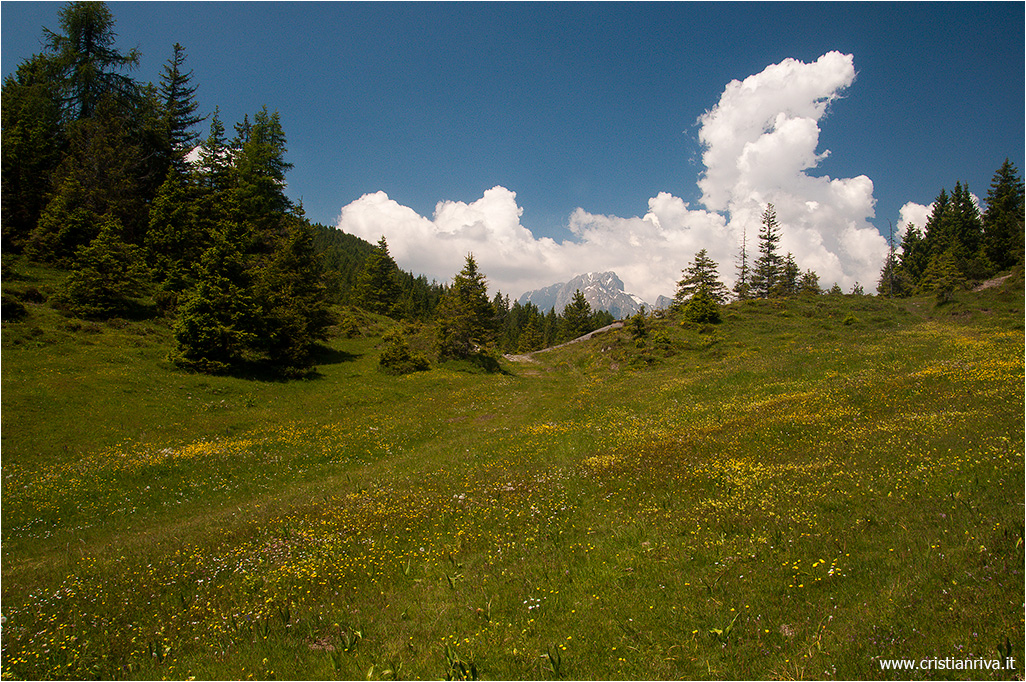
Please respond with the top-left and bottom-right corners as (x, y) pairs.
(517, 272), (648, 319)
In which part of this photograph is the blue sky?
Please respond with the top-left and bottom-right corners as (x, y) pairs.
(3, 2), (1023, 298)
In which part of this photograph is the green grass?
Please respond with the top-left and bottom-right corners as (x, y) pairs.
(2, 262), (1024, 680)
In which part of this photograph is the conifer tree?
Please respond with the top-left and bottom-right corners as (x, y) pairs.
(55, 214), (147, 319)
(682, 283), (721, 323)
(198, 108), (233, 192)
(1, 54), (66, 250)
(379, 326), (430, 375)
(982, 159), (1025, 270)
(517, 318), (543, 353)
(750, 203), (782, 298)
(42, 1), (140, 122)
(676, 249), (729, 304)
(798, 269), (822, 296)
(774, 253), (800, 297)
(29, 94), (146, 261)
(171, 222), (260, 374)
(917, 248), (965, 303)
(158, 43), (204, 172)
(235, 106), (292, 243)
(898, 223), (929, 285)
(254, 218), (334, 374)
(145, 167), (206, 299)
(733, 224), (752, 300)
(561, 290), (593, 340)
(357, 237), (402, 316)
(435, 254), (495, 360)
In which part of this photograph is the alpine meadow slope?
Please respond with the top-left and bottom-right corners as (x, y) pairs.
(2, 263), (1023, 680)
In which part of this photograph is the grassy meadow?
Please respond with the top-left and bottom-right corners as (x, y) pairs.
(1, 263), (1024, 680)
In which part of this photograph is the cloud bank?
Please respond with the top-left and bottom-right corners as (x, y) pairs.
(336, 51), (889, 301)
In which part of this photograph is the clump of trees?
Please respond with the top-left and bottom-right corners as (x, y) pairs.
(2, 2), (333, 376)
(880, 161), (1024, 300)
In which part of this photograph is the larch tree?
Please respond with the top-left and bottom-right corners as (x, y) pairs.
(42, 1), (140, 122)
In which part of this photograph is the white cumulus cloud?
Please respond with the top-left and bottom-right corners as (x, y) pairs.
(337, 51), (891, 301)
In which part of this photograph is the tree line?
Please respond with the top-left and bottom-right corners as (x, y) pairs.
(880, 164), (1024, 300)
(672, 162), (1023, 319)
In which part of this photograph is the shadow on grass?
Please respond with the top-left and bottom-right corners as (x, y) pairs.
(440, 352), (512, 376)
(176, 344), (362, 383)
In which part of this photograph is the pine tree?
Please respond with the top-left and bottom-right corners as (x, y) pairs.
(750, 203), (782, 298)
(379, 326), (430, 375)
(917, 248), (966, 303)
(898, 222), (929, 285)
(356, 237), (402, 316)
(982, 159), (1025, 270)
(56, 214), (147, 319)
(435, 254), (495, 360)
(235, 106), (293, 242)
(676, 249), (729, 304)
(29, 94), (146, 262)
(561, 290), (593, 340)
(517, 318), (543, 352)
(198, 107), (233, 192)
(145, 167), (206, 298)
(627, 309), (648, 340)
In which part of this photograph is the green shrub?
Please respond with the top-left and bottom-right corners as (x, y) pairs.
(379, 327), (430, 375)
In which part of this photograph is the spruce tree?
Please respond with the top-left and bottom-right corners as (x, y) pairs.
(235, 106), (292, 244)
(798, 269), (822, 296)
(29, 94), (146, 261)
(676, 249), (729, 304)
(982, 159), (1025, 270)
(254, 220), (334, 374)
(171, 223), (259, 374)
(356, 237), (402, 316)
(917, 248), (966, 303)
(56, 214), (147, 319)
(561, 290), (593, 340)
(379, 326), (430, 375)
(198, 107), (233, 192)
(146, 167), (206, 299)
(682, 283), (721, 323)
(898, 223), (929, 285)
(435, 254), (495, 360)
(158, 43), (204, 172)
(750, 203), (782, 298)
